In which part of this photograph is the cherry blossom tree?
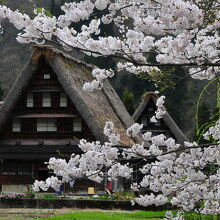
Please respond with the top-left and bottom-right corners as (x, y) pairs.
(0, 0), (220, 219)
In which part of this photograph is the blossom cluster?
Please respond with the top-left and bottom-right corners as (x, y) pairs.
(33, 176), (62, 192)
(204, 119), (220, 142)
(126, 123), (143, 137)
(103, 121), (120, 145)
(83, 68), (114, 92)
(33, 133), (122, 191)
(150, 95), (166, 123)
(0, 0), (219, 88)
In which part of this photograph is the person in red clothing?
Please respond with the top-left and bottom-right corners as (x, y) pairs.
(106, 180), (113, 195)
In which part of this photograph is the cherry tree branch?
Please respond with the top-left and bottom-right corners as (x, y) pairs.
(122, 142), (219, 160)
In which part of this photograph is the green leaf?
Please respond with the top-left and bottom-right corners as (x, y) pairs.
(35, 8), (53, 18)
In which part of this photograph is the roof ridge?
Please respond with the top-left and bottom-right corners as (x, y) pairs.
(31, 44), (96, 70)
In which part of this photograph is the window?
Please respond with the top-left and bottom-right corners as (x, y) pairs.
(60, 92), (67, 107)
(27, 92), (34, 107)
(148, 107), (154, 113)
(2, 163), (17, 175)
(17, 163), (33, 175)
(42, 93), (51, 107)
(1, 162), (32, 175)
(37, 118), (57, 132)
(141, 116), (148, 126)
(12, 119), (21, 132)
(44, 74), (50, 79)
(73, 117), (82, 132)
(155, 119), (161, 126)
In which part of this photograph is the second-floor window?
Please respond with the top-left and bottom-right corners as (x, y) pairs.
(155, 119), (161, 127)
(1, 162), (33, 175)
(42, 93), (51, 107)
(37, 118), (57, 132)
(12, 119), (21, 132)
(60, 92), (67, 107)
(27, 92), (34, 107)
(73, 117), (82, 132)
(141, 116), (148, 126)
(44, 74), (50, 79)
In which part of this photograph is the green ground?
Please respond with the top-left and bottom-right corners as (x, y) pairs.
(37, 211), (220, 220)
(38, 210), (166, 220)
(0, 209), (218, 220)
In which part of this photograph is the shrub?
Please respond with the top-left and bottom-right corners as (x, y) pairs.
(38, 193), (58, 199)
(114, 191), (135, 201)
(92, 195), (117, 200)
(25, 190), (35, 198)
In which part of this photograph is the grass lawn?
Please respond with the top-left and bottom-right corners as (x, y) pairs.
(38, 211), (166, 220)
(38, 211), (220, 220)
(0, 210), (166, 220)
(0, 209), (218, 220)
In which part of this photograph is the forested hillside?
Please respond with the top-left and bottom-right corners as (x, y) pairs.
(0, 0), (217, 139)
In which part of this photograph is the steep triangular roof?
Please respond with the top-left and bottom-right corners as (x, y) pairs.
(0, 45), (138, 146)
(133, 92), (188, 144)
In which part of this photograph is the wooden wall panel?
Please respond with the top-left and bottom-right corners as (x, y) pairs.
(0, 175), (33, 184)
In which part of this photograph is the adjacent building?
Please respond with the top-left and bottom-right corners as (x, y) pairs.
(133, 92), (188, 144)
(130, 92), (188, 185)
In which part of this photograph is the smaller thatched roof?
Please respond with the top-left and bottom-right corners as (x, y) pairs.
(133, 92), (188, 144)
(0, 45), (139, 146)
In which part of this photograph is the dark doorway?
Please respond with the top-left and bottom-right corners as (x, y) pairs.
(38, 170), (49, 181)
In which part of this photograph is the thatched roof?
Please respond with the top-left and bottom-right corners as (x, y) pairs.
(133, 92), (188, 144)
(0, 45), (138, 146)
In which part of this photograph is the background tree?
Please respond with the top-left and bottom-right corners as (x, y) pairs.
(195, 101), (211, 143)
(122, 88), (135, 115)
(0, 83), (4, 100)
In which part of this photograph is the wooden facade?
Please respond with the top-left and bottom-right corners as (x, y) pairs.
(0, 57), (96, 191)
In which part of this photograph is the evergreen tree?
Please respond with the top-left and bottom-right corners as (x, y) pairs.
(122, 89), (135, 115)
(195, 101), (211, 143)
(198, 102), (210, 129)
